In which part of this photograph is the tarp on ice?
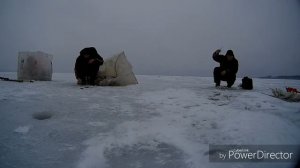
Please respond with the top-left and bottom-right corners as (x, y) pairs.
(272, 88), (300, 102)
(17, 51), (53, 81)
(96, 51), (138, 86)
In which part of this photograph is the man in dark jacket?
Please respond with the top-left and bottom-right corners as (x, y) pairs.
(212, 49), (238, 88)
(75, 47), (104, 85)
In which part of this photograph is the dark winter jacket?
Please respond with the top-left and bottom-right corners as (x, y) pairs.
(213, 53), (238, 75)
(75, 47), (104, 79)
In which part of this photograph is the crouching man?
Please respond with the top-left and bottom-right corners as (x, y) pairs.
(212, 49), (239, 88)
(75, 47), (104, 85)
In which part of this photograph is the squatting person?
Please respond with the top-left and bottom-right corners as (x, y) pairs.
(212, 49), (239, 88)
(75, 47), (104, 85)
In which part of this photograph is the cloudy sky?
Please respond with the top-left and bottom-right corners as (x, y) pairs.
(0, 0), (299, 77)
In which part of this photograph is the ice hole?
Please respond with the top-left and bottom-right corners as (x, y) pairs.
(32, 112), (53, 120)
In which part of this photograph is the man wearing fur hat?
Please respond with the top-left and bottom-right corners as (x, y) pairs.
(212, 49), (239, 88)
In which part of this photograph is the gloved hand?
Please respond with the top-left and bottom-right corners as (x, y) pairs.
(215, 49), (221, 53)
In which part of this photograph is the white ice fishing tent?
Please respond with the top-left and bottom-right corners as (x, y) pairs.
(17, 51), (53, 81)
(97, 51), (138, 86)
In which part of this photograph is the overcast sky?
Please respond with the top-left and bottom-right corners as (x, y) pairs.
(0, 0), (299, 77)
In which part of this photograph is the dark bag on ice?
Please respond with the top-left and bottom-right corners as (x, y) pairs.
(241, 77), (253, 90)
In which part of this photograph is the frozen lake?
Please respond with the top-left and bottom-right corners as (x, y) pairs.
(0, 73), (299, 168)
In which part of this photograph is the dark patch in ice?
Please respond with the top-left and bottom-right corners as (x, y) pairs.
(210, 122), (218, 129)
(244, 106), (251, 110)
(183, 104), (200, 109)
(213, 92), (221, 96)
(208, 97), (219, 101)
(191, 120), (218, 130)
(32, 112), (53, 120)
(208, 92), (237, 106)
(104, 142), (187, 168)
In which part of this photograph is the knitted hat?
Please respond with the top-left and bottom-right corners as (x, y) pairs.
(225, 50), (234, 57)
(80, 47), (100, 57)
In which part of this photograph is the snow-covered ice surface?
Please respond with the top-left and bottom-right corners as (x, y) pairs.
(0, 72), (299, 168)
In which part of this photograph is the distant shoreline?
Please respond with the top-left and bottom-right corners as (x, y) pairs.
(1, 72), (300, 80)
(259, 75), (300, 80)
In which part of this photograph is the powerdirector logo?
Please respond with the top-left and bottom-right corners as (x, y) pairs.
(209, 145), (300, 162)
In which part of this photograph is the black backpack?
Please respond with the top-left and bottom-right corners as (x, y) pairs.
(241, 77), (253, 90)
